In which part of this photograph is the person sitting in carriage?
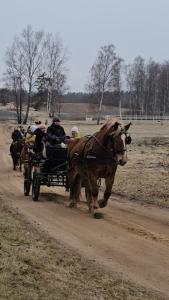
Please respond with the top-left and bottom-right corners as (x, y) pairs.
(71, 126), (81, 139)
(25, 125), (36, 144)
(33, 124), (46, 158)
(45, 117), (66, 160)
(19, 126), (26, 138)
(11, 127), (23, 142)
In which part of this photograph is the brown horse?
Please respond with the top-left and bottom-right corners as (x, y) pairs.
(67, 119), (131, 217)
(20, 142), (31, 176)
(10, 139), (25, 171)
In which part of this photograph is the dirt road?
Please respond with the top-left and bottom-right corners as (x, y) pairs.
(1, 124), (169, 298)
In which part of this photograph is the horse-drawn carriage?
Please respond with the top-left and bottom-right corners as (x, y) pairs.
(23, 145), (68, 201)
(20, 119), (131, 218)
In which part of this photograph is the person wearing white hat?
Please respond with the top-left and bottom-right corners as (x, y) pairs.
(30, 124), (38, 133)
(71, 126), (80, 139)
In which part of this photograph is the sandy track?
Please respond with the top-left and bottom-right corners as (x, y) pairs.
(1, 125), (169, 298)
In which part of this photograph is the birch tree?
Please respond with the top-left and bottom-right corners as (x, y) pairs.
(5, 41), (25, 123)
(87, 44), (122, 124)
(20, 25), (45, 123)
(43, 33), (68, 117)
(145, 59), (159, 116)
(125, 57), (146, 117)
(5, 25), (45, 124)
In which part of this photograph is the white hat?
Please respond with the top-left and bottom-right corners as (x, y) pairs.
(30, 125), (38, 132)
(71, 126), (79, 132)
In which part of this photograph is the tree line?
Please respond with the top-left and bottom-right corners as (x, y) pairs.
(1, 25), (169, 124)
(4, 25), (68, 123)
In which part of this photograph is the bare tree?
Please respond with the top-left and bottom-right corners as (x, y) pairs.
(145, 59), (159, 116)
(157, 62), (169, 117)
(87, 44), (122, 124)
(125, 57), (146, 118)
(20, 25), (45, 123)
(43, 33), (68, 118)
(113, 58), (123, 118)
(133, 56), (146, 116)
(5, 41), (25, 123)
(5, 25), (45, 124)
(125, 64), (135, 116)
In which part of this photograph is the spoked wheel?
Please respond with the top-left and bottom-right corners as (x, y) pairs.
(32, 172), (40, 201)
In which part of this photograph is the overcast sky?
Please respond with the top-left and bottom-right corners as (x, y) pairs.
(0, 0), (169, 92)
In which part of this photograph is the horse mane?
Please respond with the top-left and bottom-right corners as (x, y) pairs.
(96, 118), (122, 138)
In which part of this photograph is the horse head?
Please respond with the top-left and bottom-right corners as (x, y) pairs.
(101, 120), (132, 166)
(109, 121), (132, 166)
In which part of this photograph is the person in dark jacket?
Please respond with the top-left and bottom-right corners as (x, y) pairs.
(46, 118), (66, 145)
(10, 127), (23, 153)
(33, 124), (46, 157)
(11, 128), (23, 142)
(45, 118), (66, 159)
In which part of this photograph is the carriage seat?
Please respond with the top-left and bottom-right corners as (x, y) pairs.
(42, 143), (68, 173)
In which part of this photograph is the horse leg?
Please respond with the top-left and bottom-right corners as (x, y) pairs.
(68, 168), (75, 207)
(85, 175), (99, 216)
(11, 154), (17, 171)
(19, 156), (22, 172)
(69, 176), (81, 207)
(98, 175), (115, 208)
(74, 174), (81, 203)
(21, 147), (27, 175)
(68, 168), (80, 208)
(23, 164), (27, 176)
(13, 160), (16, 171)
(85, 181), (91, 208)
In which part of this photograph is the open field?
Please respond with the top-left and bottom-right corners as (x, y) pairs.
(0, 118), (169, 299)
(0, 102), (126, 121)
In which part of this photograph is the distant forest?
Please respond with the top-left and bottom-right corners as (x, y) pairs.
(0, 89), (128, 111)
(2, 55), (169, 119)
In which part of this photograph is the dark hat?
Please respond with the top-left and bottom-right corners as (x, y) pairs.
(35, 120), (41, 125)
(53, 117), (60, 123)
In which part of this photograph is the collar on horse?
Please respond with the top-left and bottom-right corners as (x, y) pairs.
(75, 133), (118, 165)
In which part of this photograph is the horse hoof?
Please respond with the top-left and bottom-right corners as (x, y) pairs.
(69, 202), (77, 208)
(93, 212), (104, 219)
(98, 200), (107, 208)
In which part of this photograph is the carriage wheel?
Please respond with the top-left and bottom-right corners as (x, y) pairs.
(32, 173), (40, 201)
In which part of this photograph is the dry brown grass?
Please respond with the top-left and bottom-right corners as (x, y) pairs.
(1, 119), (169, 299)
(0, 200), (164, 300)
(113, 143), (169, 208)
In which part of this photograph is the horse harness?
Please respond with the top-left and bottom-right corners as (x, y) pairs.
(72, 129), (131, 166)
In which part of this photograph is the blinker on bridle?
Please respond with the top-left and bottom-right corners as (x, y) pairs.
(108, 128), (131, 155)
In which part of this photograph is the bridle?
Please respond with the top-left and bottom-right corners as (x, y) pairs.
(109, 129), (131, 156)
